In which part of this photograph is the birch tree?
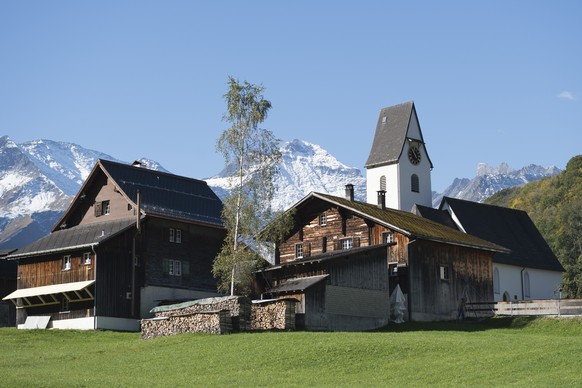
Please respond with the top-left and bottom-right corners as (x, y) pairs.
(212, 76), (283, 295)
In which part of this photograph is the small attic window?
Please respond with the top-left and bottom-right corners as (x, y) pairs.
(382, 116), (387, 123)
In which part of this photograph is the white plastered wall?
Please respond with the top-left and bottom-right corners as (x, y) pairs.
(493, 263), (563, 302)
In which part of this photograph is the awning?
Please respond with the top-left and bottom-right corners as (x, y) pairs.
(2, 280), (95, 308)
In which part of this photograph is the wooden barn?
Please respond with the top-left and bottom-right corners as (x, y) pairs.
(415, 197), (564, 302)
(257, 186), (508, 326)
(2, 160), (225, 331)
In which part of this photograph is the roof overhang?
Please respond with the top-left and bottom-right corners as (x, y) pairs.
(7, 243), (99, 260)
(2, 280), (95, 308)
(267, 275), (329, 295)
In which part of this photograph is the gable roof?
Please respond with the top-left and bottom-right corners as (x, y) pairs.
(412, 204), (460, 230)
(365, 101), (432, 169)
(9, 218), (137, 259)
(54, 159), (223, 231)
(282, 192), (507, 253)
(439, 197), (564, 272)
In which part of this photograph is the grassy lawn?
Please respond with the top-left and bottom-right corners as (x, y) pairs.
(1, 317), (581, 387)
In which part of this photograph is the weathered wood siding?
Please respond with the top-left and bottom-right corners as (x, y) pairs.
(141, 218), (225, 292)
(407, 239), (493, 321)
(79, 174), (135, 225)
(278, 208), (374, 264)
(17, 251), (95, 289)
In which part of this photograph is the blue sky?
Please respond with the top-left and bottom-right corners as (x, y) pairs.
(1, 1), (580, 192)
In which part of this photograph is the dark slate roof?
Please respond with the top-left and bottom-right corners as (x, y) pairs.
(8, 218), (136, 259)
(268, 275), (328, 294)
(412, 204), (459, 230)
(285, 192), (508, 253)
(365, 101), (415, 168)
(441, 197), (564, 272)
(102, 160), (222, 227)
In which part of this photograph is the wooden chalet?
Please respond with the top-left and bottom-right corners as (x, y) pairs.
(0, 249), (17, 327)
(3, 160), (225, 331)
(415, 197), (564, 302)
(257, 186), (508, 327)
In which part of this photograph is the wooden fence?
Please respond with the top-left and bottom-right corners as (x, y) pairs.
(466, 299), (582, 317)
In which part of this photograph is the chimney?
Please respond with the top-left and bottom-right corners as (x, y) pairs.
(345, 184), (354, 201)
(377, 190), (386, 209)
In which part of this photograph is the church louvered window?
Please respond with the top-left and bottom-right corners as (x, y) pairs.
(411, 174), (420, 193)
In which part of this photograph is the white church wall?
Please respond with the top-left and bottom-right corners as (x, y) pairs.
(366, 164), (399, 207)
(494, 263), (563, 302)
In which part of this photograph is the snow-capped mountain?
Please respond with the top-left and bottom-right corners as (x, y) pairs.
(0, 135), (166, 249)
(432, 162), (561, 207)
(206, 139), (366, 210)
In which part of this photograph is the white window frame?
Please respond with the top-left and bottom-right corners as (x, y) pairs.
(382, 231), (394, 244)
(318, 212), (327, 226)
(295, 243), (304, 259)
(341, 238), (353, 250)
(175, 229), (182, 243)
(103, 200), (110, 215)
(63, 255), (71, 271)
(83, 252), (91, 265)
(169, 228), (175, 243)
(169, 259), (182, 276)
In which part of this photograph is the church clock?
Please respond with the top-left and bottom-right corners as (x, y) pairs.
(408, 145), (421, 165)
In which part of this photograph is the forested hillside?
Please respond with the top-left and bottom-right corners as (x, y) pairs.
(487, 155), (582, 298)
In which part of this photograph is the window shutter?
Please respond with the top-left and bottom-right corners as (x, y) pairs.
(94, 202), (102, 217)
(162, 258), (169, 274)
(182, 261), (190, 276)
(304, 242), (311, 257)
(353, 237), (360, 248)
(333, 240), (341, 251)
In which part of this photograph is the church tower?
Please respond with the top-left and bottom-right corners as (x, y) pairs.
(365, 101), (433, 211)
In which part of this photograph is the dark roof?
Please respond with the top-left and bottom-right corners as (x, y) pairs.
(365, 101), (433, 169)
(281, 192), (507, 253)
(268, 275), (328, 295)
(441, 197), (564, 272)
(55, 159), (223, 231)
(412, 204), (459, 230)
(9, 218), (136, 259)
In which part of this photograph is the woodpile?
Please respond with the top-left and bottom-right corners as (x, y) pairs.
(141, 296), (297, 339)
(141, 310), (231, 339)
(251, 299), (296, 330)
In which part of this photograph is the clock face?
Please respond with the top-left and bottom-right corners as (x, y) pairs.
(408, 146), (421, 165)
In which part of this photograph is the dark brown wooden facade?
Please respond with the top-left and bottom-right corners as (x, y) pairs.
(260, 192), (505, 323)
(5, 160), (225, 330)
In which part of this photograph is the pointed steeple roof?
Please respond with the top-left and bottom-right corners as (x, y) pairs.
(365, 101), (432, 169)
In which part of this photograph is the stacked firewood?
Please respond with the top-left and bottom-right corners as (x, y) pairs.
(250, 299), (296, 330)
(141, 310), (231, 339)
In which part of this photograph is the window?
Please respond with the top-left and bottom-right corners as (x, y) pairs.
(524, 271), (530, 298)
(169, 228), (175, 243)
(318, 212), (327, 226)
(175, 229), (182, 243)
(295, 243), (304, 259)
(168, 259), (182, 276)
(439, 265), (449, 281)
(382, 231), (394, 244)
(63, 255), (71, 271)
(493, 267), (500, 294)
(411, 174), (420, 193)
(94, 200), (110, 217)
(83, 252), (91, 265)
(380, 175), (386, 191)
(341, 238), (353, 250)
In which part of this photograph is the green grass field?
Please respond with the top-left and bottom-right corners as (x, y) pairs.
(1, 317), (581, 387)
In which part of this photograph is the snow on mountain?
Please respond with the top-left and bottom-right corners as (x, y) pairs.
(0, 135), (166, 249)
(432, 162), (562, 207)
(206, 139), (366, 210)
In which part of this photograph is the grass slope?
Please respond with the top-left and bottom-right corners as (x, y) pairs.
(1, 317), (581, 387)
